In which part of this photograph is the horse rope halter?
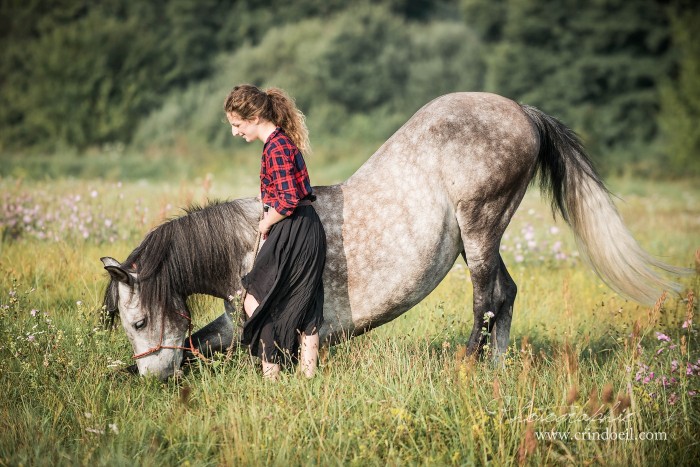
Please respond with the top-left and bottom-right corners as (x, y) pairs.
(132, 307), (209, 363)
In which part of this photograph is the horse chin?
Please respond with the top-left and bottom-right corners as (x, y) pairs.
(136, 349), (184, 381)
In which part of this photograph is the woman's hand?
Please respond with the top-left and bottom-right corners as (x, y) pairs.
(258, 218), (271, 239)
(259, 209), (288, 239)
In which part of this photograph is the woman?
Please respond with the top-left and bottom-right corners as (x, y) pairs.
(224, 84), (326, 379)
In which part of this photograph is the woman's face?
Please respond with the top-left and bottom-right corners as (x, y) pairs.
(226, 112), (261, 143)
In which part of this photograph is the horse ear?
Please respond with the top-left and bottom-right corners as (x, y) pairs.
(101, 256), (121, 268)
(103, 262), (135, 287)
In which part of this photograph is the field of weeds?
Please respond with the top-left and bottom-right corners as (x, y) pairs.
(0, 176), (698, 465)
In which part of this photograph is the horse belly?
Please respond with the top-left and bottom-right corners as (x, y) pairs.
(340, 186), (462, 332)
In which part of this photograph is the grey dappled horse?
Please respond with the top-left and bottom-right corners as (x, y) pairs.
(102, 92), (687, 380)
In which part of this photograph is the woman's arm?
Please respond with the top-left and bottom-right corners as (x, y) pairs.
(259, 209), (287, 239)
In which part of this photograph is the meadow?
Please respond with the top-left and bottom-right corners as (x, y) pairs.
(0, 173), (698, 466)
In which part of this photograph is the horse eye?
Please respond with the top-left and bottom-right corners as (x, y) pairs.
(134, 318), (147, 330)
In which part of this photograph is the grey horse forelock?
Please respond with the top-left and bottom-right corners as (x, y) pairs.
(103, 200), (258, 327)
(521, 104), (688, 304)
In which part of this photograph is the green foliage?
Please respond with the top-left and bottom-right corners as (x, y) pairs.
(0, 1), (171, 151)
(657, 10), (700, 178)
(314, 6), (411, 113)
(478, 0), (672, 172)
(1, 0), (698, 179)
(131, 8), (485, 174)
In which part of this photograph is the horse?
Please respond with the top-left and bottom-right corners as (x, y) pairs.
(102, 92), (689, 380)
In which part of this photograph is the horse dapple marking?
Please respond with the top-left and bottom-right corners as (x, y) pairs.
(102, 92), (689, 380)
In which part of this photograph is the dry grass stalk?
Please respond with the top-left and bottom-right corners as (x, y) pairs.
(518, 421), (537, 466)
(613, 393), (632, 416)
(686, 290), (695, 325)
(454, 344), (467, 362)
(647, 291), (668, 329)
(520, 335), (530, 354)
(561, 341), (578, 378)
(601, 383), (614, 404)
(492, 377), (501, 401)
(179, 384), (192, 407)
(566, 385), (579, 406)
(586, 387), (604, 417)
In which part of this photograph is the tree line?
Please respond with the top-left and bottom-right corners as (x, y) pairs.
(0, 0), (697, 177)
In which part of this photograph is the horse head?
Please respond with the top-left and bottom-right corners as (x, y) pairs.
(101, 256), (190, 380)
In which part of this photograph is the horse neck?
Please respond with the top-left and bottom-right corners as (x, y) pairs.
(141, 199), (259, 301)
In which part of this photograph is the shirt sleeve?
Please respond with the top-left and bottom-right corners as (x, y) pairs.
(265, 143), (300, 216)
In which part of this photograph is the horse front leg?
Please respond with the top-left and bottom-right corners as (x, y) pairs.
(184, 300), (239, 361)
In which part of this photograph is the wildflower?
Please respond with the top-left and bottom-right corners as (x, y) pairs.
(90, 190), (98, 198)
(635, 364), (649, 382)
(27, 335), (35, 342)
(108, 423), (119, 434)
(671, 360), (679, 372)
(549, 226), (559, 235)
(30, 309), (39, 317)
(668, 393), (678, 405)
(515, 254), (524, 263)
(642, 372), (655, 384)
(484, 311), (495, 321)
(655, 332), (671, 342)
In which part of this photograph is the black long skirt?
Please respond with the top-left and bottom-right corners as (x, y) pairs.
(240, 205), (326, 365)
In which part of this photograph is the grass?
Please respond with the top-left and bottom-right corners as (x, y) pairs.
(0, 175), (698, 465)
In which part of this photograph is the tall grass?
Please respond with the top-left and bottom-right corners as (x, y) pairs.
(0, 177), (698, 465)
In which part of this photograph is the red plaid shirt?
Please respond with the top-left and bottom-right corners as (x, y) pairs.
(260, 127), (312, 216)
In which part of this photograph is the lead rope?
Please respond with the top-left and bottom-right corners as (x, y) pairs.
(132, 309), (210, 364)
(225, 202), (265, 361)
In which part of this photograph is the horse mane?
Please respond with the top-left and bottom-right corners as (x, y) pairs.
(103, 199), (256, 327)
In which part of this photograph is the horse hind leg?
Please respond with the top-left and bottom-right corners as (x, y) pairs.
(492, 256), (517, 359)
(461, 251), (516, 359)
(461, 250), (497, 356)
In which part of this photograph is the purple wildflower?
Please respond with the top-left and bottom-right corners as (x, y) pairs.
(655, 332), (671, 342)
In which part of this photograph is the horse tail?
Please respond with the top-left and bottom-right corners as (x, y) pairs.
(520, 104), (690, 305)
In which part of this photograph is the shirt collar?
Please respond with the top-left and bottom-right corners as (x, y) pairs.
(264, 127), (283, 146)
